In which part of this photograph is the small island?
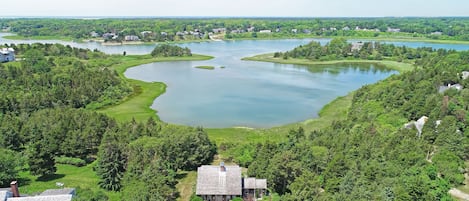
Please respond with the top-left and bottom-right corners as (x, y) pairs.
(195, 66), (216, 70)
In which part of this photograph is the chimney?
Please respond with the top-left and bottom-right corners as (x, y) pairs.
(10, 181), (20, 197)
(220, 161), (226, 172)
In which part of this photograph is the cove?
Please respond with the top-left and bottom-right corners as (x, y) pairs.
(125, 40), (397, 128)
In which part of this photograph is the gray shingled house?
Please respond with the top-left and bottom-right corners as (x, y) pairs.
(196, 162), (267, 201)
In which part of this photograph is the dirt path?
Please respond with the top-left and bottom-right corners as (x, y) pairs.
(449, 188), (469, 201)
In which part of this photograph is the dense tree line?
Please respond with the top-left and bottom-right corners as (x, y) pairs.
(242, 44), (469, 200)
(3, 18), (469, 41)
(0, 43), (132, 113)
(151, 44), (192, 57)
(96, 122), (216, 199)
(274, 37), (453, 63)
(0, 44), (215, 201)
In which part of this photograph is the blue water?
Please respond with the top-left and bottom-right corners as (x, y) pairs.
(2, 33), (468, 127)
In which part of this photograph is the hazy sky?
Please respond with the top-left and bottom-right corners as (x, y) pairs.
(1, 0), (469, 17)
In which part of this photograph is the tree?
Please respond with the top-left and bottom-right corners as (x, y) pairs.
(0, 149), (23, 187)
(27, 139), (56, 176)
(96, 130), (127, 191)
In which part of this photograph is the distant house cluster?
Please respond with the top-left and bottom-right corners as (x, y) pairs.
(196, 162), (267, 201)
(0, 48), (15, 62)
(0, 181), (75, 201)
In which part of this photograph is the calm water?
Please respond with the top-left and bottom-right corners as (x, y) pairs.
(2, 33), (469, 127)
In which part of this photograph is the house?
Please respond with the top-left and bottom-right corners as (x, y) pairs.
(124, 35), (140, 41)
(342, 26), (351, 31)
(461, 71), (469, 80)
(196, 163), (267, 201)
(0, 181), (74, 201)
(439, 83), (463, 93)
(212, 28), (226, 34)
(140, 31), (153, 38)
(303, 29), (311, 34)
(246, 27), (255, 32)
(102, 32), (118, 40)
(242, 178), (267, 201)
(0, 48), (15, 62)
(259, 30), (271, 33)
(291, 29), (298, 33)
(89, 31), (100, 38)
(351, 42), (364, 51)
(431, 31), (443, 35)
(387, 27), (401, 32)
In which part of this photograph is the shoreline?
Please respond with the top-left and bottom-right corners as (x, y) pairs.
(242, 53), (416, 72)
(4, 32), (469, 45)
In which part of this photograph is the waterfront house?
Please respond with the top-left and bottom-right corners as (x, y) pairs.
(124, 35), (140, 41)
(0, 48), (15, 62)
(259, 30), (271, 33)
(196, 163), (267, 201)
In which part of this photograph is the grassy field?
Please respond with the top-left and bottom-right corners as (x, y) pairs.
(243, 53), (416, 72)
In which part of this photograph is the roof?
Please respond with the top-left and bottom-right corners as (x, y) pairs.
(7, 195), (72, 201)
(196, 165), (242, 196)
(1, 191), (12, 201)
(243, 178), (267, 189)
(39, 189), (75, 196)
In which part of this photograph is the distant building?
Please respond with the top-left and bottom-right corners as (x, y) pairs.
(247, 27), (255, 32)
(89, 31), (100, 38)
(351, 42), (364, 51)
(0, 48), (15, 62)
(303, 29), (311, 34)
(0, 181), (75, 201)
(431, 31), (443, 35)
(462, 71), (469, 80)
(102, 32), (118, 40)
(259, 30), (271, 33)
(439, 83), (463, 93)
(196, 162), (267, 201)
(330, 27), (337, 31)
(342, 26), (351, 31)
(212, 28), (226, 34)
(387, 27), (401, 32)
(140, 31), (153, 38)
(291, 29), (298, 33)
(124, 35), (140, 41)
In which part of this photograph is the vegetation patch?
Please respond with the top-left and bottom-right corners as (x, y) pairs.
(195, 65), (215, 70)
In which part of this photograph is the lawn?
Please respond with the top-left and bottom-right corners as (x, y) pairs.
(18, 163), (121, 200)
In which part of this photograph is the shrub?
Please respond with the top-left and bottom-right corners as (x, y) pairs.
(55, 156), (86, 167)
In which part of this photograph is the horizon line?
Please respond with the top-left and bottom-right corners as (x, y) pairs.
(2, 15), (469, 19)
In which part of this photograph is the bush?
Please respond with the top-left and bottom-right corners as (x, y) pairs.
(55, 156), (86, 167)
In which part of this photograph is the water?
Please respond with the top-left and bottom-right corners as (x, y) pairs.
(125, 40), (396, 128)
(2, 33), (469, 127)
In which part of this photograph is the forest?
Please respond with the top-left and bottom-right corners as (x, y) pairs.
(0, 37), (468, 200)
(3, 17), (469, 42)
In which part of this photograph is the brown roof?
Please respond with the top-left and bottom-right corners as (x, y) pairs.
(243, 178), (267, 189)
(196, 165), (242, 196)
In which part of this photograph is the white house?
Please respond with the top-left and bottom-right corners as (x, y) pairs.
(124, 35), (140, 41)
(259, 30), (271, 33)
(0, 48), (15, 62)
(0, 181), (75, 201)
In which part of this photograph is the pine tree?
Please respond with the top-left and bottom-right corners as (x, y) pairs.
(96, 130), (126, 191)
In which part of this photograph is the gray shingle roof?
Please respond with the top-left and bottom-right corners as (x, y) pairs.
(243, 178), (267, 189)
(0, 191), (12, 201)
(196, 165), (242, 196)
(7, 195), (72, 201)
(39, 189), (75, 196)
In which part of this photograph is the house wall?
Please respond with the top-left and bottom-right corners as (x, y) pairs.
(200, 194), (238, 201)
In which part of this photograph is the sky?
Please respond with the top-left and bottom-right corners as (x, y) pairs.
(1, 0), (469, 17)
